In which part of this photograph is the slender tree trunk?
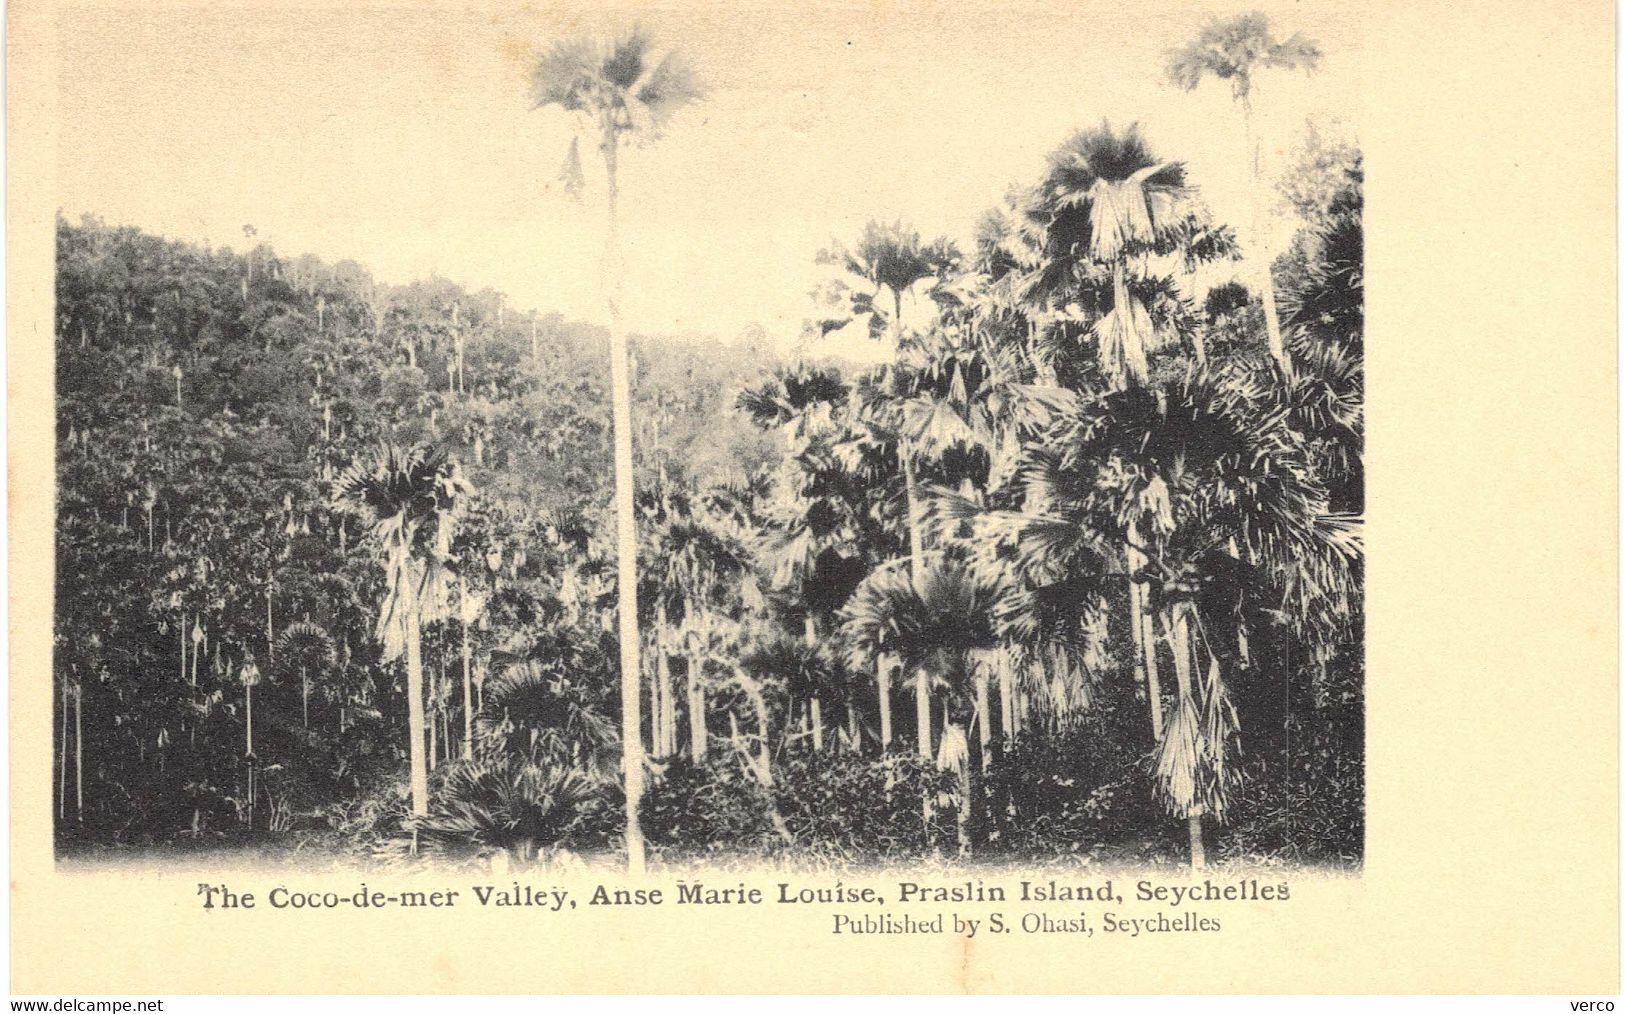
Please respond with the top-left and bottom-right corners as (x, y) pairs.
(1143, 608), (1166, 738)
(1128, 522), (1165, 741)
(901, 458), (932, 762)
(462, 607), (474, 762)
(650, 656), (663, 757)
(802, 615), (823, 752)
(654, 603), (672, 758)
(404, 611), (429, 818)
(179, 615), (187, 684)
(1167, 606), (1206, 869)
(914, 667), (931, 761)
(428, 654), (440, 770)
(74, 688), (83, 822)
(58, 684), (68, 822)
(876, 654), (893, 750)
(997, 648), (1016, 742)
(601, 132), (646, 875)
(301, 666), (309, 729)
(687, 649), (707, 762)
(974, 660), (992, 771)
(1243, 96), (1288, 375)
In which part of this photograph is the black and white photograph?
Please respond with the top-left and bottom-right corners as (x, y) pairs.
(47, 4), (1365, 876)
(15, 0), (1625, 997)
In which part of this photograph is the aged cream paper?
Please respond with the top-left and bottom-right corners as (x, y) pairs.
(8, 0), (1618, 994)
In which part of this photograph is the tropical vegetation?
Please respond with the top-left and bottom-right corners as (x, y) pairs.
(54, 16), (1363, 871)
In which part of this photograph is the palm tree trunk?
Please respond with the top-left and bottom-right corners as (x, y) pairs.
(974, 663), (992, 771)
(664, 664), (678, 758)
(997, 648), (1016, 743)
(428, 656), (440, 770)
(245, 679), (254, 830)
(461, 605), (474, 761)
(913, 668), (931, 761)
(58, 684), (68, 822)
(1127, 523), (1166, 741)
(803, 615), (824, 752)
(602, 132), (646, 875)
(1243, 96), (1288, 374)
(404, 611), (430, 818)
(655, 603), (673, 758)
(687, 649), (707, 762)
(901, 438), (931, 760)
(650, 654), (664, 757)
(301, 665), (309, 729)
(1167, 606), (1206, 869)
(74, 687), (84, 822)
(876, 654), (893, 750)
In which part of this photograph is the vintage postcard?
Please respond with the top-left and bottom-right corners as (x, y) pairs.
(7, 0), (1617, 995)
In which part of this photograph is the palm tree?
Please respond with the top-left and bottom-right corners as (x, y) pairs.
(1005, 124), (1232, 742)
(1029, 375), (1361, 866)
(457, 575), (487, 761)
(1166, 12), (1322, 374)
(814, 225), (960, 584)
(812, 221), (958, 343)
(275, 620), (334, 730)
(646, 488), (750, 762)
(842, 560), (997, 854)
(529, 27), (703, 874)
(1018, 123), (1228, 391)
(334, 443), (473, 819)
(239, 657), (262, 828)
(740, 363), (894, 751)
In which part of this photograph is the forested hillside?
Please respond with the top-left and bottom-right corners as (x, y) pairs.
(54, 85), (1363, 870)
(53, 215), (781, 851)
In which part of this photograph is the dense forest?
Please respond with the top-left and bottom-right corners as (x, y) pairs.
(54, 19), (1362, 872)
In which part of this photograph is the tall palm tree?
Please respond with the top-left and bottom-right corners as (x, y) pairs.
(334, 443), (473, 818)
(529, 28), (703, 874)
(814, 225), (960, 582)
(1166, 13), (1322, 374)
(1008, 124), (1231, 745)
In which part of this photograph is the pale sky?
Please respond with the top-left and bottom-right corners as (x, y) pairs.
(55, 1), (1360, 362)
